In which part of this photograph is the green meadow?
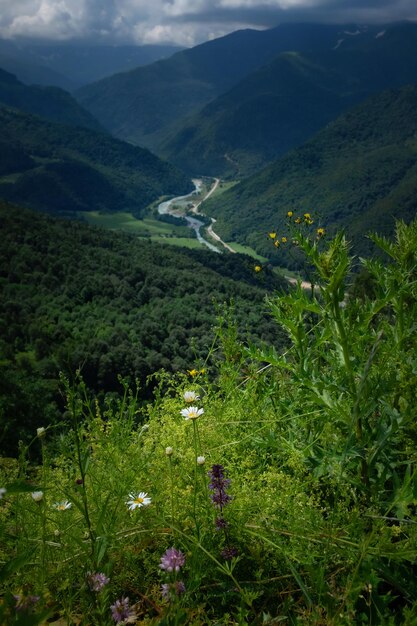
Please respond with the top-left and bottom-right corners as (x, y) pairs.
(2, 219), (417, 624)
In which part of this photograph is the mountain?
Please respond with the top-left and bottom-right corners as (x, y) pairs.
(74, 23), (359, 152)
(0, 38), (182, 89)
(0, 67), (103, 131)
(202, 84), (417, 263)
(0, 200), (285, 454)
(161, 22), (417, 177)
(0, 105), (191, 217)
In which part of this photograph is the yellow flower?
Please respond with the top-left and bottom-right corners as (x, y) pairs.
(303, 213), (311, 220)
(316, 227), (325, 237)
(254, 265), (262, 273)
(281, 236), (287, 243)
(274, 240), (280, 248)
(294, 217), (302, 224)
(188, 369), (199, 377)
(306, 219), (314, 225)
(200, 368), (206, 375)
(287, 211), (293, 217)
(268, 232), (276, 239)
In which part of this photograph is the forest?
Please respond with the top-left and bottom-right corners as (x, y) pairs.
(0, 201), (286, 457)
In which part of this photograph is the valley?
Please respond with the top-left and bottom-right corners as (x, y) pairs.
(1, 17), (417, 625)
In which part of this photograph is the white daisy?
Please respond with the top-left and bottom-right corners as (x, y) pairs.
(126, 492), (151, 511)
(183, 390), (200, 403)
(54, 500), (71, 511)
(180, 406), (204, 421)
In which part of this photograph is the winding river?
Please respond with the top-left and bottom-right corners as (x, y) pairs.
(157, 180), (221, 253)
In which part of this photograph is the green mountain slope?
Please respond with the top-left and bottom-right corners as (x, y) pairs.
(0, 106), (191, 217)
(203, 84), (417, 262)
(0, 201), (286, 453)
(0, 67), (103, 131)
(162, 22), (417, 177)
(74, 23), (358, 152)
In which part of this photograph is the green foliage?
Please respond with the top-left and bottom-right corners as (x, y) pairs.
(1, 217), (416, 624)
(0, 202), (286, 456)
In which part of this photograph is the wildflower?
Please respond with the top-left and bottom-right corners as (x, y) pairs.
(14, 594), (40, 612)
(268, 232), (276, 239)
(180, 406), (204, 421)
(303, 213), (311, 220)
(295, 217), (302, 224)
(316, 227), (325, 237)
(197, 456), (206, 465)
(87, 571), (110, 592)
(274, 240), (280, 248)
(287, 211), (293, 217)
(183, 390), (200, 403)
(188, 368), (199, 377)
(254, 265), (262, 272)
(160, 547), (186, 572)
(110, 597), (134, 624)
(208, 464), (232, 510)
(215, 516), (228, 531)
(31, 491), (44, 502)
(161, 581), (186, 602)
(54, 500), (71, 511)
(165, 446), (174, 456)
(126, 492), (151, 510)
(221, 546), (238, 561)
(0, 487), (6, 499)
(36, 427), (46, 438)
(281, 236), (287, 243)
(200, 368), (206, 375)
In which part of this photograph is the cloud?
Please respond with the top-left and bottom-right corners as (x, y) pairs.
(0, 0), (415, 46)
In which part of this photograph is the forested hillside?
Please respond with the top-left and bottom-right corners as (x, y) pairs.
(0, 67), (103, 131)
(162, 22), (417, 176)
(203, 85), (417, 263)
(75, 23), (363, 152)
(0, 105), (191, 217)
(0, 202), (286, 455)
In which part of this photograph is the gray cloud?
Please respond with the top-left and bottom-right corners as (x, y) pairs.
(0, 0), (415, 46)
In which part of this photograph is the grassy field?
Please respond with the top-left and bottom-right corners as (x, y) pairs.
(81, 211), (190, 238)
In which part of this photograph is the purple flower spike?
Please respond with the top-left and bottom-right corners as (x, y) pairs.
(160, 547), (186, 572)
(215, 516), (229, 531)
(221, 546), (239, 561)
(208, 464), (232, 511)
(110, 597), (134, 623)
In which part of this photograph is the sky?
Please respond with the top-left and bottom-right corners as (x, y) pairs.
(0, 0), (416, 48)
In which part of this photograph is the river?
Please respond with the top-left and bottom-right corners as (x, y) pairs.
(157, 180), (221, 253)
